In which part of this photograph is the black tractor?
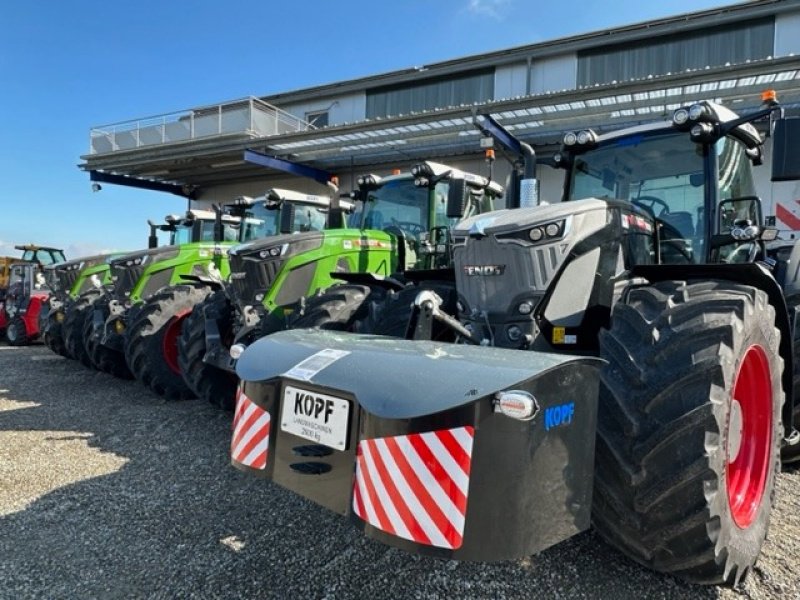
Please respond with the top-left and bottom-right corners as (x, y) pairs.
(230, 93), (800, 585)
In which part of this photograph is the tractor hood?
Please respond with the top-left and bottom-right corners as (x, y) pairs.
(452, 198), (609, 238)
(236, 329), (603, 419)
(47, 252), (113, 272)
(229, 230), (327, 257)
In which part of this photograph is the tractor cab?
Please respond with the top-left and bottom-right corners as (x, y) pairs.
(17, 245), (66, 266)
(163, 209), (240, 246)
(557, 98), (784, 267)
(226, 189), (352, 243)
(1, 261), (51, 344)
(353, 162), (502, 270)
(5, 262), (49, 311)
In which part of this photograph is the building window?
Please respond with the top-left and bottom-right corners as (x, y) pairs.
(366, 69), (494, 119)
(305, 110), (329, 128)
(577, 18), (775, 87)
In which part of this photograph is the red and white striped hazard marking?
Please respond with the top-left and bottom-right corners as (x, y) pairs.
(352, 426), (475, 550)
(231, 389), (270, 470)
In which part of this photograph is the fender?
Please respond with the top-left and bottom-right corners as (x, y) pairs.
(632, 263), (795, 437)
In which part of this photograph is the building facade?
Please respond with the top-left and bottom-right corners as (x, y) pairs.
(82, 0), (800, 232)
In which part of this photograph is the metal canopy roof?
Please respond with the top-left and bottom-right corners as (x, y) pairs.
(80, 56), (800, 194)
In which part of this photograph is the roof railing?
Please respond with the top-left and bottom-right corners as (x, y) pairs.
(89, 97), (313, 154)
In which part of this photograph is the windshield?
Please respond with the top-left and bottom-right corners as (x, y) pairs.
(569, 132), (706, 263)
(21, 248), (65, 265)
(171, 224), (193, 246)
(362, 178), (456, 234)
(239, 203), (280, 242)
(290, 203), (328, 233)
(364, 179), (429, 232)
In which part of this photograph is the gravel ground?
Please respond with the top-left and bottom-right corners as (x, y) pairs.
(0, 343), (798, 600)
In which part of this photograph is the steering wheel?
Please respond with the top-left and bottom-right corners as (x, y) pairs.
(631, 195), (670, 217)
(390, 219), (424, 237)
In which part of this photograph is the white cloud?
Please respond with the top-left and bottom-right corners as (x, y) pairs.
(467, 0), (512, 20)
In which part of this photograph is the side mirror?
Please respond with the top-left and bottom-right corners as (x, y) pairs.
(772, 118), (800, 181)
(718, 196), (762, 234)
(212, 204), (224, 242)
(446, 178), (469, 219)
(279, 203), (296, 234)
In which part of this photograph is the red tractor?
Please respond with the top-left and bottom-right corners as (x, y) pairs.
(1, 261), (53, 345)
(0, 245), (64, 343)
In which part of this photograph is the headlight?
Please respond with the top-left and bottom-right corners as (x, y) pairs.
(688, 104), (707, 121)
(672, 108), (689, 126)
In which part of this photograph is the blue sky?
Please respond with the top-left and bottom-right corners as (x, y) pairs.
(0, 0), (735, 258)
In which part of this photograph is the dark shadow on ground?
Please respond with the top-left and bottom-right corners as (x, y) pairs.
(0, 345), (733, 599)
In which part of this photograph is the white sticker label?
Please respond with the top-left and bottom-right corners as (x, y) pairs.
(281, 385), (350, 449)
(283, 348), (350, 381)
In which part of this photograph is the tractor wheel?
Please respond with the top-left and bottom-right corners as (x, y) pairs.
(359, 281), (457, 339)
(125, 284), (213, 400)
(63, 289), (103, 367)
(5, 317), (29, 346)
(594, 280), (783, 585)
(44, 308), (70, 357)
(178, 290), (238, 410)
(291, 284), (387, 331)
(82, 297), (132, 379)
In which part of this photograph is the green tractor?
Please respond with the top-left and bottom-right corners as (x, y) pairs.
(77, 209), (240, 378)
(121, 190), (344, 399)
(178, 162), (502, 410)
(231, 96), (800, 585)
(41, 252), (124, 357)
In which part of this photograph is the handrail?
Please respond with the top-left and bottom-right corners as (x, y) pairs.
(89, 96), (314, 154)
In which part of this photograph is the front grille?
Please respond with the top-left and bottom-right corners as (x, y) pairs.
(229, 253), (284, 305)
(111, 263), (145, 301)
(56, 268), (80, 294)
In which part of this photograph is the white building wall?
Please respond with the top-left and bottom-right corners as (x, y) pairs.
(530, 54), (577, 95)
(753, 138), (800, 237)
(494, 63), (529, 100)
(280, 92), (367, 126)
(775, 11), (800, 57)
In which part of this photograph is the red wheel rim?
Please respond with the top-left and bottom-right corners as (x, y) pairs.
(726, 344), (772, 529)
(162, 309), (190, 375)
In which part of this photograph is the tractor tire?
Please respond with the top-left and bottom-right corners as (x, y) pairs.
(359, 281), (457, 339)
(82, 297), (133, 379)
(178, 290), (238, 410)
(5, 317), (29, 346)
(291, 284), (387, 331)
(43, 308), (70, 357)
(63, 289), (103, 367)
(594, 280), (783, 585)
(125, 284), (213, 400)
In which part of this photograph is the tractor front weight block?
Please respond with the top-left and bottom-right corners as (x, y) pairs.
(233, 329), (602, 561)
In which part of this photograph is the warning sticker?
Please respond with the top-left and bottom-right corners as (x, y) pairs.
(552, 327), (565, 344)
(284, 348), (350, 381)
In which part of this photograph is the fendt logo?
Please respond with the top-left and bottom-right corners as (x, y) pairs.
(463, 265), (506, 276)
